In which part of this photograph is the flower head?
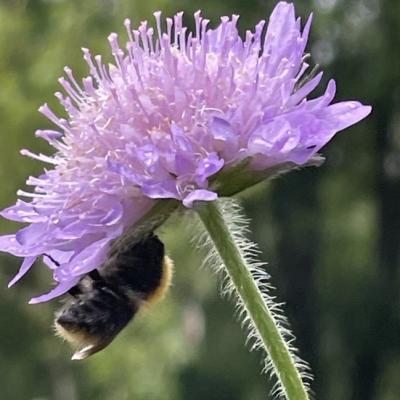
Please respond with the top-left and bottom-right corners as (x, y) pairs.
(0, 2), (371, 303)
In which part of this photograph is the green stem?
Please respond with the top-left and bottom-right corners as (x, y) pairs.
(195, 201), (309, 400)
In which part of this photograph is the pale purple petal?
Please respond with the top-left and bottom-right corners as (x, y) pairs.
(210, 117), (239, 160)
(175, 153), (197, 176)
(321, 102), (373, 131)
(183, 190), (218, 208)
(287, 71), (323, 107)
(0, 234), (41, 257)
(141, 180), (180, 199)
(61, 237), (111, 277)
(29, 277), (81, 304)
(8, 256), (37, 288)
(16, 223), (49, 246)
(248, 119), (301, 159)
(195, 154), (225, 186)
(0, 200), (46, 223)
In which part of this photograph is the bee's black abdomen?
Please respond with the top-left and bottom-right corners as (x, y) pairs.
(56, 286), (138, 338)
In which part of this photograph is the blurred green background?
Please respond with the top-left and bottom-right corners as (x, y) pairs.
(0, 0), (398, 399)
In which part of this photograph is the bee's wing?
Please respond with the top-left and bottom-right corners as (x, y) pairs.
(71, 339), (113, 360)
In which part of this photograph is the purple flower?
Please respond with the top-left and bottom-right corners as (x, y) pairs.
(0, 2), (371, 303)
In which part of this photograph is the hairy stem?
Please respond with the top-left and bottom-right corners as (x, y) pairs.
(195, 200), (309, 400)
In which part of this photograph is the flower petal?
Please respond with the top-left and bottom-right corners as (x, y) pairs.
(183, 190), (218, 208)
(8, 256), (37, 288)
(29, 277), (81, 304)
(322, 102), (372, 131)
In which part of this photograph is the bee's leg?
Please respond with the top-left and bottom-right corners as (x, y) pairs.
(68, 270), (104, 297)
(68, 284), (83, 297)
(42, 254), (82, 297)
(43, 253), (60, 267)
(89, 269), (104, 283)
(43, 252), (80, 298)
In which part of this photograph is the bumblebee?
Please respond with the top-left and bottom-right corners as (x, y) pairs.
(54, 233), (173, 360)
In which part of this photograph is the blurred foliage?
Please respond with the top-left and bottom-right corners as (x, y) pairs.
(0, 0), (398, 399)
